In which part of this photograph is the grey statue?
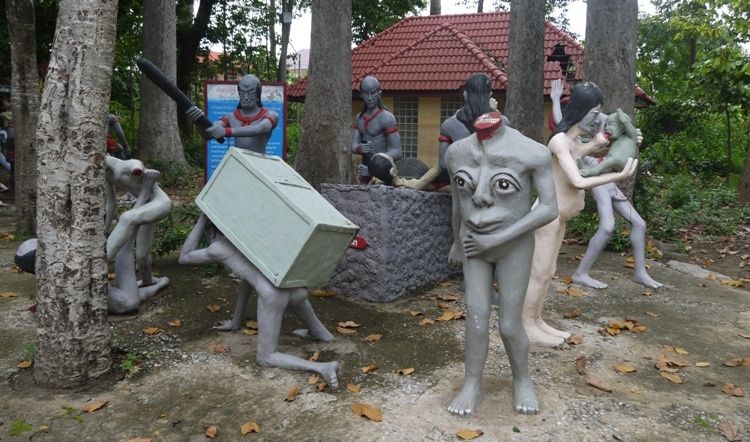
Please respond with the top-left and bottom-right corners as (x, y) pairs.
(445, 111), (558, 416)
(351, 75), (403, 184)
(579, 108), (638, 177)
(105, 156), (172, 314)
(179, 214), (340, 388)
(186, 74), (279, 154)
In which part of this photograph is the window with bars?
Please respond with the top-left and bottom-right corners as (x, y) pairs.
(392, 97), (419, 157)
(441, 98), (464, 123)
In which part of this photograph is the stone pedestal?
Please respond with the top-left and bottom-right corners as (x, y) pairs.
(321, 184), (458, 302)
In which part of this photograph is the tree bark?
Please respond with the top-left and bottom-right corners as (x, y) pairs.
(506, 0), (546, 143)
(584, 0), (638, 200)
(276, 0), (294, 82)
(34, 0), (117, 389)
(294, 0), (353, 189)
(5, 0), (41, 234)
(138, 0), (187, 168)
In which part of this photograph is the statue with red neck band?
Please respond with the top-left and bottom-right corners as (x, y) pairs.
(186, 74), (279, 155)
(105, 156), (172, 314)
(445, 110), (558, 417)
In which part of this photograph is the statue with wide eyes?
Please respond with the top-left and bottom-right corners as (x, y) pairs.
(444, 111), (558, 417)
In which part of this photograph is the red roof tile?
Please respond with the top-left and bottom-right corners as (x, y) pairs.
(287, 12), (587, 101)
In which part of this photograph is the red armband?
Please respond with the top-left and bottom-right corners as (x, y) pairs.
(439, 135), (452, 144)
(225, 127), (232, 137)
(355, 145), (361, 154)
(384, 127), (398, 135)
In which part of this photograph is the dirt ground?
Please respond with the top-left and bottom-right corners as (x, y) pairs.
(0, 186), (749, 442)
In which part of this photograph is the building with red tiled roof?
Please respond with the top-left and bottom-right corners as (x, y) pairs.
(288, 12), (653, 167)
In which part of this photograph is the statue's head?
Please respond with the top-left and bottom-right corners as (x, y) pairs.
(359, 76), (385, 110)
(237, 74), (263, 109)
(457, 73), (494, 131)
(555, 82), (603, 137)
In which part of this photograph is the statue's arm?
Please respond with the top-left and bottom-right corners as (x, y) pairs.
(448, 170), (463, 265)
(178, 214), (216, 266)
(553, 137), (636, 189)
(550, 79), (564, 127)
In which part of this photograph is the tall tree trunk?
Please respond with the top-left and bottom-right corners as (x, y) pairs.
(176, 0), (218, 137)
(276, 0), (294, 82)
(34, 0), (117, 389)
(506, 0), (546, 143)
(584, 0), (638, 200)
(6, 0), (40, 234)
(138, 0), (187, 168)
(294, 0), (353, 189)
(430, 0), (441, 15)
(477, 0), (484, 13)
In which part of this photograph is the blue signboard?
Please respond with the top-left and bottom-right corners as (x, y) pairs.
(203, 80), (287, 181)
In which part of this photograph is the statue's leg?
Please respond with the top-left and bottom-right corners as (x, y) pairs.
(108, 236), (140, 314)
(288, 288), (334, 342)
(522, 219), (569, 346)
(448, 258), (493, 417)
(214, 280), (252, 331)
(615, 200), (663, 288)
(255, 282), (339, 389)
(572, 185), (615, 289)
(135, 223), (155, 286)
(496, 235), (538, 415)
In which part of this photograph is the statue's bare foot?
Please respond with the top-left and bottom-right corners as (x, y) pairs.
(524, 320), (566, 347)
(513, 378), (539, 415)
(292, 328), (334, 342)
(572, 273), (608, 289)
(213, 319), (242, 331)
(448, 381), (483, 417)
(319, 361), (340, 389)
(137, 276), (170, 301)
(632, 272), (663, 289)
(536, 318), (570, 340)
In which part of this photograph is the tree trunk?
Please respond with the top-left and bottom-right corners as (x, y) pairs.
(176, 0), (218, 138)
(34, 0), (117, 389)
(430, 0), (441, 15)
(506, 0), (546, 143)
(477, 0), (484, 13)
(294, 0), (353, 189)
(138, 0), (187, 168)
(584, 0), (638, 200)
(738, 141), (750, 203)
(6, 0), (40, 234)
(276, 0), (294, 82)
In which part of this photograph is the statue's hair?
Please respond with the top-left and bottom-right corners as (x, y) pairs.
(457, 73), (494, 133)
(552, 82), (602, 139)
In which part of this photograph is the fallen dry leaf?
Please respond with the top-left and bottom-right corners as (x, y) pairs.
(660, 372), (683, 384)
(567, 287), (584, 298)
(167, 318), (181, 327)
(397, 367), (415, 375)
(708, 273), (718, 280)
(641, 290), (653, 296)
(437, 310), (456, 321)
(655, 354), (690, 371)
(567, 334), (584, 345)
(645, 311), (659, 317)
(241, 422), (260, 435)
(364, 334), (382, 342)
(309, 351), (320, 362)
(83, 401), (109, 413)
(419, 318), (435, 326)
(721, 279), (745, 287)
(119, 438), (153, 442)
(445, 293), (460, 301)
(605, 327), (620, 336)
(338, 320), (361, 328)
(563, 308), (581, 319)
(308, 375), (320, 385)
(614, 365), (637, 373)
(352, 403), (382, 421)
(695, 362), (711, 367)
(456, 428), (484, 440)
(317, 382), (327, 391)
(721, 383), (745, 397)
(311, 290), (334, 297)
(575, 355), (587, 375)
(0, 291), (18, 298)
(439, 281), (453, 288)
(336, 327), (357, 335)
(205, 425), (217, 438)
(632, 325), (647, 333)
(361, 364), (379, 373)
(206, 304), (221, 312)
(409, 310), (423, 316)
(142, 327), (165, 335)
(242, 329), (258, 335)
(245, 321), (258, 329)
(723, 357), (750, 367)
(718, 419), (742, 442)
(17, 360), (32, 369)
(560, 276), (573, 284)
(347, 384), (361, 393)
(213, 344), (227, 353)
(587, 379), (613, 392)
(285, 385), (299, 402)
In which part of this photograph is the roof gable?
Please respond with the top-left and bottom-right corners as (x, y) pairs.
(288, 12), (586, 100)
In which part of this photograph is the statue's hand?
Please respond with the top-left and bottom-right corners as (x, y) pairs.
(359, 140), (372, 154)
(636, 128), (643, 146)
(185, 106), (204, 122)
(206, 124), (227, 140)
(448, 243), (463, 266)
(463, 234), (488, 258)
(550, 79), (563, 101)
(358, 163), (369, 176)
(619, 158), (638, 179)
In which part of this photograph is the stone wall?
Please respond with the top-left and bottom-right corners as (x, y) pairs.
(321, 184), (459, 302)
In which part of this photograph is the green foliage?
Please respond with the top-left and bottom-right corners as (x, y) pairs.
(52, 407), (83, 423)
(120, 353), (140, 374)
(351, 0), (428, 44)
(152, 202), (201, 258)
(19, 342), (36, 362)
(285, 121), (301, 165)
(9, 419), (32, 437)
(182, 134), (207, 169)
(565, 211), (632, 253)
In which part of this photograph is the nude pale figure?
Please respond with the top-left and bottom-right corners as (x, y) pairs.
(524, 82), (638, 347)
(446, 111), (558, 417)
(179, 214), (340, 388)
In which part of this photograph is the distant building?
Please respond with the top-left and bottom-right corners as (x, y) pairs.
(285, 48), (309, 79)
